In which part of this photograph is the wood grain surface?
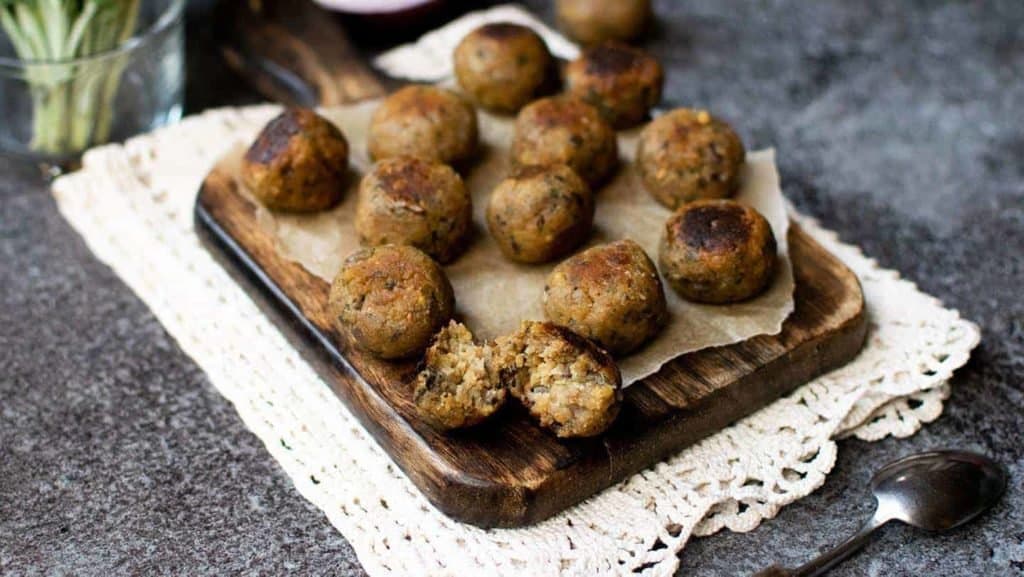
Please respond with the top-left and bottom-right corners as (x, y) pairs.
(195, 162), (867, 527)
(216, 0), (387, 107)
(203, 3), (866, 526)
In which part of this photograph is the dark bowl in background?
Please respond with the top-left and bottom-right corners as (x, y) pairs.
(316, 0), (483, 46)
(317, 0), (458, 45)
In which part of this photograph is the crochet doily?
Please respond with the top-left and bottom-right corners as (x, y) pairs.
(52, 105), (978, 576)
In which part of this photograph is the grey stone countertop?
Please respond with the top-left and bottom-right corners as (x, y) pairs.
(2, 1), (1021, 575)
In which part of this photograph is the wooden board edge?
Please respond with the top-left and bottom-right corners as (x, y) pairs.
(193, 198), (507, 507)
(512, 290), (868, 526)
(441, 249), (869, 527)
(194, 191), (868, 528)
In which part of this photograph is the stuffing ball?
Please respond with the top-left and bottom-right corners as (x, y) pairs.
(636, 108), (746, 210)
(328, 245), (454, 360)
(543, 239), (667, 355)
(355, 156), (472, 263)
(659, 199), (777, 304)
(454, 22), (554, 113)
(368, 85), (479, 165)
(497, 321), (621, 438)
(556, 0), (651, 45)
(414, 321), (507, 430)
(241, 108), (349, 212)
(565, 42), (663, 129)
(511, 96), (618, 187)
(486, 164), (594, 264)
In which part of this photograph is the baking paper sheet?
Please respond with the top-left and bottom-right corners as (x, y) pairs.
(232, 100), (794, 385)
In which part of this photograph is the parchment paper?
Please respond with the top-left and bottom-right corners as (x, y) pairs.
(232, 100), (794, 385)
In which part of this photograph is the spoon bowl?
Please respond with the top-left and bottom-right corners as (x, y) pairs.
(755, 450), (1006, 577)
(872, 450), (1006, 532)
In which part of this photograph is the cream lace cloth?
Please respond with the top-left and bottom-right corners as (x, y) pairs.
(49, 8), (981, 574)
(51, 103), (979, 577)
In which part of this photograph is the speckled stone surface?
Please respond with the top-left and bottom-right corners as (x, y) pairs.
(2, 1), (1022, 575)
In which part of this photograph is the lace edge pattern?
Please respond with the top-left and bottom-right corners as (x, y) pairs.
(50, 106), (980, 577)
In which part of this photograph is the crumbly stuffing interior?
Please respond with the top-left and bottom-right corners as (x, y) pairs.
(497, 321), (621, 438)
(415, 321), (621, 437)
(414, 321), (506, 430)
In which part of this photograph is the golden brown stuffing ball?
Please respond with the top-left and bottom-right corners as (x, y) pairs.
(497, 321), (621, 438)
(414, 321), (507, 430)
(454, 22), (554, 113)
(636, 108), (746, 210)
(543, 239), (667, 355)
(659, 199), (777, 304)
(486, 164), (594, 264)
(355, 156), (472, 263)
(565, 42), (663, 129)
(367, 85), (479, 165)
(556, 0), (651, 45)
(241, 107), (349, 212)
(328, 245), (454, 360)
(511, 96), (618, 187)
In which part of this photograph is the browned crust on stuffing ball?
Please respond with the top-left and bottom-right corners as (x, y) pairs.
(673, 200), (752, 252)
(636, 108), (746, 210)
(566, 42), (663, 128)
(371, 157), (438, 205)
(414, 321), (507, 430)
(355, 156), (472, 263)
(582, 43), (641, 75)
(486, 163), (594, 263)
(327, 245), (454, 359)
(511, 96), (618, 186)
(454, 23), (554, 114)
(476, 22), (528, 39)
(368, 85), (479, 164)
(245, 112), (304, 165)
(241, 108), (349, 212)
(658, 199), (777, 304)
(496, 321), (621, 438)
(543, 239), (667, 355)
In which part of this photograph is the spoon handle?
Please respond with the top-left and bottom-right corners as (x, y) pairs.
(753, 513), (889, 577)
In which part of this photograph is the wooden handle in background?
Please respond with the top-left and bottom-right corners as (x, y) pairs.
(215, 0), (386, 107)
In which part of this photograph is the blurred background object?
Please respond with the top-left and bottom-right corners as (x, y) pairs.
(555, 0), (651, 45)
(213, 0), (386, 107)
(312, 0), (452, 42)
(0, 0), (184, 164)
(211, 0), (580, 107)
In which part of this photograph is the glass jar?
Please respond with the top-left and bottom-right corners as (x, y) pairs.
(0, 0), (184, 164)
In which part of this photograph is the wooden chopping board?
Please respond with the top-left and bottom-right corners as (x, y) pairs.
(199, 2), (868, 527)
(195, 170), (866, 528)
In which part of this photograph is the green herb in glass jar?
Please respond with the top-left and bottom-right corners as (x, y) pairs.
(0, 0), (140, 154)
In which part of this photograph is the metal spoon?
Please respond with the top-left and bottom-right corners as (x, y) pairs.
(754, 450), (1006, 577)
